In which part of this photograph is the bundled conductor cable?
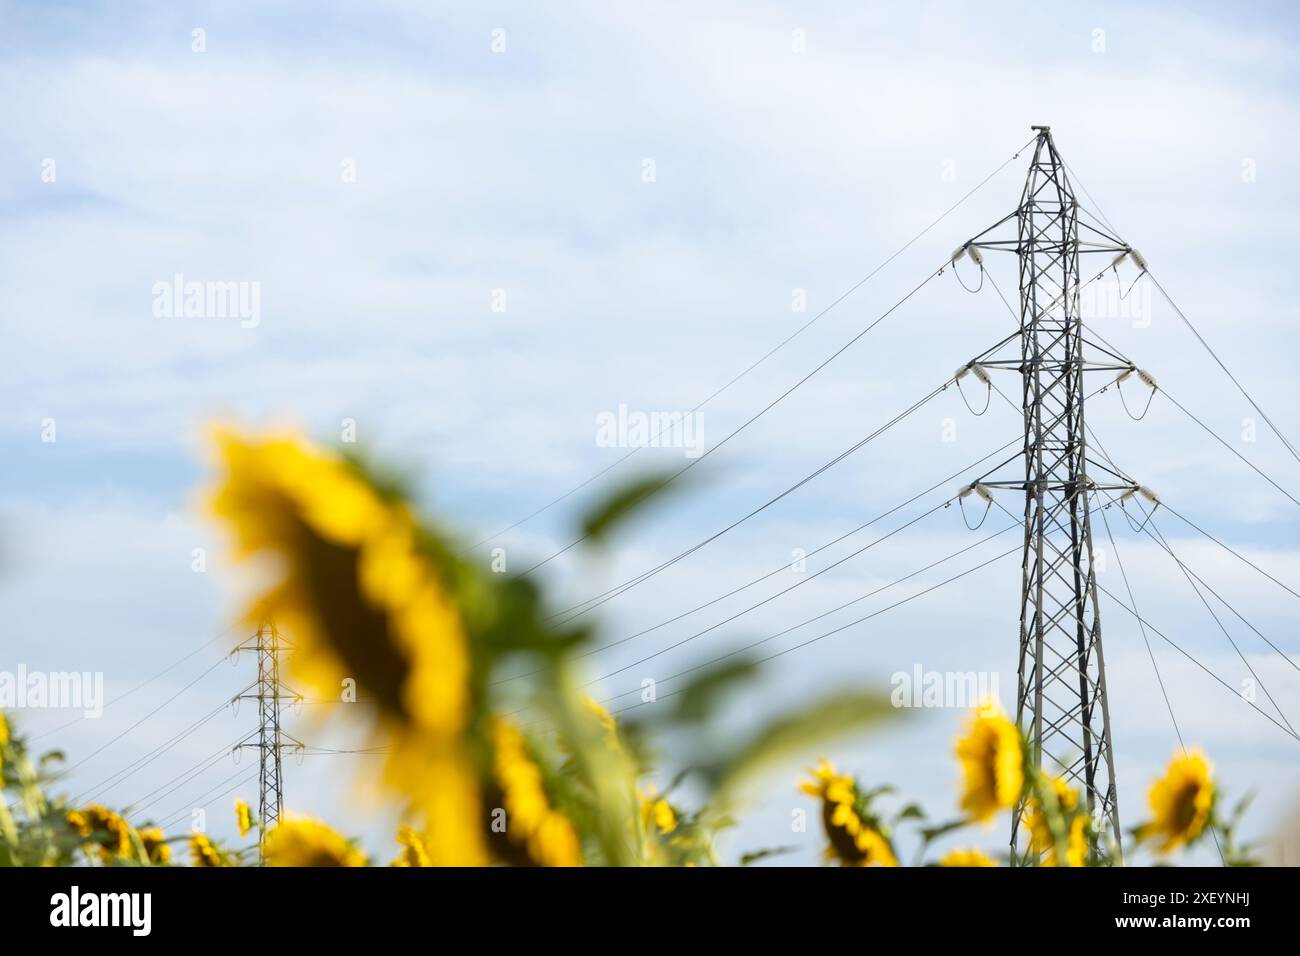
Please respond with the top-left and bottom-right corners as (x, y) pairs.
(1111, 246), (1149, 300)
(1116, 365), (1158, 420)
(954, 361), (992, 415)
(957, 481), (994, 530)
(951, 242), (985, 293)
(1119, 483), (1160, 533)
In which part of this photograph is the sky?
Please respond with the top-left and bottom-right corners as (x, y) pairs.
(2, 0), (1299, 866)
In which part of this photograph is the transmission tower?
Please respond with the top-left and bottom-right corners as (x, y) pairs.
(234, 623), (302, 859)
(958, 126), (1137, 859)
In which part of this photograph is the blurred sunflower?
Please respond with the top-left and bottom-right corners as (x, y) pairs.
(139, 827), (170, 865)
(939, 848), (997, 867)
(583, 695), (618, 739)
(800, 759), (898, 867)
(954, 705), (1024, 823)
(66, 805), (131, 862)
(235, 799), (254, 839)
(1138, 750), (1214, 853)
(0, 712), (8, 773)
(188, 833), (230, 868)
(207, 428), (485, 865)
(263, 816), (367, 867)
(391, 826), (431, 867)
(489, 716), (583, 867)
(1024, 777), (1088, 867)
(640, 789), (677, 836)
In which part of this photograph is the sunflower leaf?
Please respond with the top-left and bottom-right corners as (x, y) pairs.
(670, 657), (761, 723)
(579, 471), (684, 543)
(703, 689), (901, 800)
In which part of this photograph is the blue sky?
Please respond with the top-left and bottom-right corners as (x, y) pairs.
(2, 1), (1299, 864)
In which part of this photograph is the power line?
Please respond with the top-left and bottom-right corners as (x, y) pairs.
(492, 435), (1025, 687)
(581, 497), (957, 689)
(1082, 322), (1300, 511)
(1062, 157), (1300, 465)
(602, 538), (1021, 720)
(519, 262), (952, 578)
(544, 375), (959, 627)
(59, 657), (230, 779)
(467, 135), (1037, 553)
(1076, 407), (1300, 678)
(1095, 576), (1299, 744)
(1144, 509), (1296, 736)
(69, 696), (233, 804)
(1147, 271), (1300, 466)
(1159, 499), (1300, 605)
(125, 733), (255, 817)
(1096, 503), (1226, 865)
(157, 769), (257, 832)
(1097, 505), (1186, 751)
(984, 493), (1296, 744)
(29, 625), (236, 743)
(575, 524), (1020, 715)
(1126, 514), (1299, 674)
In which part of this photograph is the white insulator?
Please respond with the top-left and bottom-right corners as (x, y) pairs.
(1110, 250), (1129, 270)
(968, 245), (985, 268)
(1137, 485), (1159, 504)
(951, 245), (968, 264)
(973, 482), (994, 504)
(1136, 368), (1157, 389)
(954, 365), (971, 382)
(958, 482), (976, 498)
(970, 363), (991, 386)
(1116, 367), (1135, 384)
(1129, 247), (1149, 271)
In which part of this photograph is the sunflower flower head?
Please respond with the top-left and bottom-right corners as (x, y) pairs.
(1138, 749), (1215, 853)
(1024, 777), (1088, 867)
(940, 847), (997, 867)
(800, 759), (898, 867)
(639, 788), (678, 836)
(263, 816), (368, 867)
(582, 695), (618, 740)
(234, 799), (254, 839)
(188, 833), (229, 868)
(207, 427), (486, 866)
(490, 716), (583, 867)
(391, 826), (431, 867)
(139, 827), (171, 865)
(954, 704), (1025, 823)
(66, 804), (132, 862)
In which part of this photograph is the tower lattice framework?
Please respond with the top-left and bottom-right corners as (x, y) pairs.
(235, 623), (302, 858)
(964, 126), (1136, 858)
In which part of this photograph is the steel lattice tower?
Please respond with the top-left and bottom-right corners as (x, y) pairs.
(235, 623), (302, 859)
(962, 127), (1136, 859)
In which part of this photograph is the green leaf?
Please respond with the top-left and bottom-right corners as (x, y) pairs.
(920, 818), (968, 843)
(579, 471), (683, 543)
(739, 846), (798, 866)
(705, 689), (901, 799)
(894, 802), (927, 823)
(671, 657), (761, 722)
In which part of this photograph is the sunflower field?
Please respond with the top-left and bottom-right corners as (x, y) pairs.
(0, 427), (1257, 867)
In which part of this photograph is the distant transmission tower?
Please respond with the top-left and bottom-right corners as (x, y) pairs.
(959, 126), (1136, 858)
(234, 623), (302, 859)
